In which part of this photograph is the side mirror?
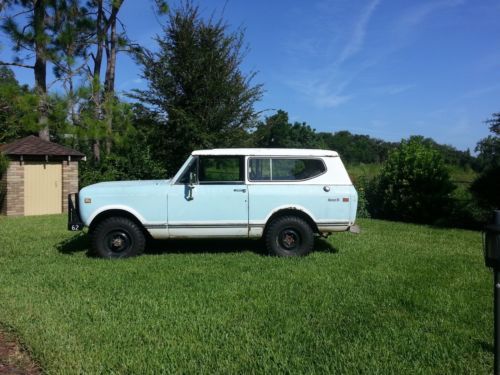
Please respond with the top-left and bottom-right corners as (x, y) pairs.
(189, 171), (197, 185)
(187, 172), (196, 200)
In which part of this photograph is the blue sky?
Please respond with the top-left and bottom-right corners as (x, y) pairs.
(1, 0), (499, 151)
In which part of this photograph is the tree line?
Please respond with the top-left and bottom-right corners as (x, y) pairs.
(0, 1), (498, 227)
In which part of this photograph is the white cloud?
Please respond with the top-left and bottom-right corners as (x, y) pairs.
(398, 0), (465, 29)
(283, 1), (382, 109)
(338, 0), (381, 64)
(118, 77), (145, 90)
(316, 93), (353, 108)
(285, 74), (354, 109)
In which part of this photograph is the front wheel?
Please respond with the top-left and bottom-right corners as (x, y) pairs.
(265, 216), (314, 257)
(91, 216), (146, 259)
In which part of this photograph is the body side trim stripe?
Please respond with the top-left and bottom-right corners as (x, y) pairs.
(144, 224), (168, 229)
(168, 224), (247, 229)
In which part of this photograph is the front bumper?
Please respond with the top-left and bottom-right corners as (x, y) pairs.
(67, 193), (84, 231)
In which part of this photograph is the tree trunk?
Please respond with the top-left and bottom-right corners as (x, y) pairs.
(103, 0), (122, 154)
(93, 140), (101, 162)
(34, 0), (49, 141)
(104, 8), (118, 95)
(92, 0), (105, 162)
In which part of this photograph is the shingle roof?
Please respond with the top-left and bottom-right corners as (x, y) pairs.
(0, 135), (85, 157)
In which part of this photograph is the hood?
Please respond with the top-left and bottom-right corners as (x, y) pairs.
(80, 179), (170, 196)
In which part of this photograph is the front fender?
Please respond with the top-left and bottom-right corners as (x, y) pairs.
(84, 204), (147, 227)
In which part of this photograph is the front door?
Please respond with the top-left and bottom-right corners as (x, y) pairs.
(167, 155), (248, 237)
(24, 162), (62, 216)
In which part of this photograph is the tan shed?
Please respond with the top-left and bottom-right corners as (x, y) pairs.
(0, 136), (85, 216)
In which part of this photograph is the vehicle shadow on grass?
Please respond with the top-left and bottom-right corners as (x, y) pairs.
(146, 237), (337, 256)
(57, 232), (91, 255)
(146, 238), (268, 256)
(57, 233), (337, 257)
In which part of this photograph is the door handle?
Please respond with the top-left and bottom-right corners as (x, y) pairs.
(233, 188), (246, 193)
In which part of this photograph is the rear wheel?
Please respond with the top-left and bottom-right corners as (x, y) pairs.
(265, 216), (314, 257)
(91, 216), (145, 259)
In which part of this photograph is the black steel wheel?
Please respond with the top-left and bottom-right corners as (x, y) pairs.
(91, 216), (145, 259)
(265, 215), (314, 257)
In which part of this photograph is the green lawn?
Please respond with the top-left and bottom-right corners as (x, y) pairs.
(0, 214), (492, 373)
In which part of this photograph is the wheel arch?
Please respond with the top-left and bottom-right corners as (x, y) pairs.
(88, 209), (147, 236)
(263, 207), (318, 236)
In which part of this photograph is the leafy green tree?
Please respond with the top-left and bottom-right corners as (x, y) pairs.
(133, 2), (263, 174)
(52, 0), (127, 162)
(475, 135), (500, 171)
(0, 67), (39, 142)
(367, 137), (454, 223)
(79, 145), (167, 187)
(252, 110), (324, 148)
(486, 112), (500, 136)
(79, 103), (167, 186)
(319, 131), (395, 164)
(470, 113), (500, 210)
(470, 167), (500, 211)
(407, 136), (476, 169)
(1, 0), (130, 160)
(1, 0), (56, 140)
(49, 0), (93, 125)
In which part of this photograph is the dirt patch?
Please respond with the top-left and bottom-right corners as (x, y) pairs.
(0, 329), (40, 375)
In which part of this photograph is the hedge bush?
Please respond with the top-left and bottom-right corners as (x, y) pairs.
(367, 137), (454, 224)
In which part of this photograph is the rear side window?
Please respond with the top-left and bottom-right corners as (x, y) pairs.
(249, 158), (326, 181)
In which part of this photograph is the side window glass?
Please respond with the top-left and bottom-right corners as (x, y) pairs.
(199, 156), (244, 183)
(248, 158), (325, 181)
(272, 159), (305, 180)
(249, 158), (271, 181)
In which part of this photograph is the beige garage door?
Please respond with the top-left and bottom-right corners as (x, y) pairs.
(24, 163), (62, 216)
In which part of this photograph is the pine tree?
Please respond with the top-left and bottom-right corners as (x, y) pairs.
(133, 2), (263, 173)
(1, 0), (54, 140)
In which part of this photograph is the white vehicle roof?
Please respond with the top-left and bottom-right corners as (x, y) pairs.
(192, 148), (339, 157)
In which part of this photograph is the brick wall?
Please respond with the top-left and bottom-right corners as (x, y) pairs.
(1, 159), (79, 216)
(4, 161), (24, 216)
(62, 160), (79, 213)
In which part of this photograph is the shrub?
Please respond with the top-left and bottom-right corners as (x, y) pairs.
(79, 146), (166, 187)
(471, 112), (500, 214)
(470, 165), (500, 211)
(446, 187), (489, 229)
(352, 175), (371, 219)
(367, 137), (454, 224)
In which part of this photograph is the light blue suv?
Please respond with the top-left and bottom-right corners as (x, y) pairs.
(68, 149), (358, 258)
